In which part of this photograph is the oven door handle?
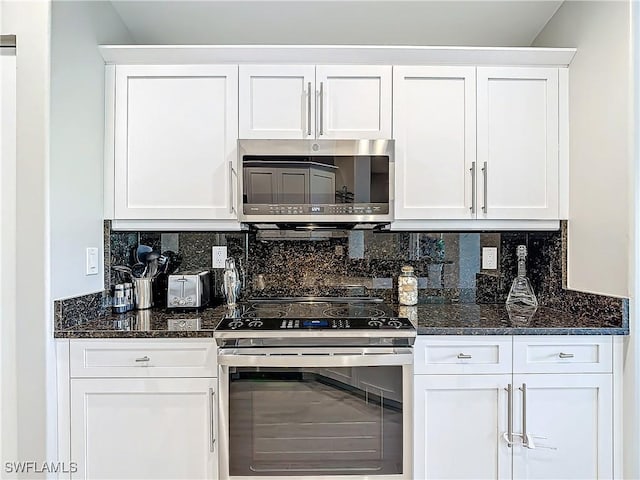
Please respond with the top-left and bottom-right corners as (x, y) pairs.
(217, 348), (413, 367)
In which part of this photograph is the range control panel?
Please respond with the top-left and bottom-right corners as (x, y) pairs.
(218, 317), (414, 331)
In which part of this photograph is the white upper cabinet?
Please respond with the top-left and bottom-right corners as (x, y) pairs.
(477, 67), (559, 220)
(393, 66), (476, 220)
(394, 65), (562, 226)
(239, 65), (392, 139)
(113, 65), (239, 221)
(239, 65), (315, 139)
(315, 65), (392, 139)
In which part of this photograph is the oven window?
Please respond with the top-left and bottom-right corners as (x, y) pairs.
(228, 366), (403, 476)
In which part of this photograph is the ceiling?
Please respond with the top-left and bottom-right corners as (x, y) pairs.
(109, 1), (564, 47)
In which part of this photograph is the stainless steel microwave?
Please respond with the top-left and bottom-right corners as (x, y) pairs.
(238, 139), (394, 225)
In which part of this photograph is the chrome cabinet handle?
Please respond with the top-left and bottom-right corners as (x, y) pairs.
(504, 383), (514, 447)
(520, 383), (528, 448)
(307, 82), (312, 137)
(228, 161), (237, 214)
(470, 161), (476, 214)
(209, 388), (216, 452)
(559, 352), (574, 359)
(135, 356), (150, 362)
(319, 81), (324, 136)
(482, 161), (488, 213)
(457, 353), (472, 359)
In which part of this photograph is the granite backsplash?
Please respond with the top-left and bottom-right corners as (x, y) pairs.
(55, 221), (628, 330)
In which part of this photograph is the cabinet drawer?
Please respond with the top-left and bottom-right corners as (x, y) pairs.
(70, 339), (217, 378)
(513, 336), (612, 373)
(414, 336), (512, 375)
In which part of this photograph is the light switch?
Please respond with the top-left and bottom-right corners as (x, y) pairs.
(482, 247), (498, 270)
(86, 247), (99, 275)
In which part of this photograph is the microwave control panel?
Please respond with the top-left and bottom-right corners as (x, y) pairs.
(244, 204), (389, 215)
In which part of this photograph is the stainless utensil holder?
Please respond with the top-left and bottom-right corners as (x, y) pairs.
(133, 277), (153, 310)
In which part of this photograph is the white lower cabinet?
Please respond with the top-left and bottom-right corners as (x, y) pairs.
(414, 336), (614, 480)
(71, 378), (217, 480)
(414, 374), (512, 480)
(65, 340), (218, 480)
(511, 374), (612, 480)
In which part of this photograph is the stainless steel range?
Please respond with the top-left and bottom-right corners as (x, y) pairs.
(216, 298), (415, 480)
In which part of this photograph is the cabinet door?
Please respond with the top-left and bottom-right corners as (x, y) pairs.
(393, 67), (476, 220)
(316, 65), (392, 139)
(512, 374), (612, 480)
(477, 67), (559, 220)
(414, 374), (512, 480)
(114, 65), (238, 220)
(71, 378), (217, 480)
(239, 65), (315, 139)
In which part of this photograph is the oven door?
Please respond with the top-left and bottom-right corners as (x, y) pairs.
(218, 347), (413, 480)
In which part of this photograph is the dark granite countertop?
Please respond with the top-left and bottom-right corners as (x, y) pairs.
(54, 302), (628, 339)
(54, 305), (228, 339)
(404, 304), (628, 336)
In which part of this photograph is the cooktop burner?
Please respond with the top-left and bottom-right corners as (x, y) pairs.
(322, 305), (387, 318)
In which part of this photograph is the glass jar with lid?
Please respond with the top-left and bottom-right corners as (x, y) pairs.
(398, 265), (418, 306)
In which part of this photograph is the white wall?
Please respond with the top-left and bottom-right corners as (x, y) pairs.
(1, 1), (51, 476)
(50, 0), (132, 300)
(0, 35), (18, 470)
(535, 2), (638, 477)
(533, 1), (632, 297)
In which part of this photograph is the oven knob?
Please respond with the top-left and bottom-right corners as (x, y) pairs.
(281, 320), (287, 329)
(287, 320), (293, 329)
(294, 320), (300, 328)
(332, 320), (337, 328)
(345, 320), (350, 328)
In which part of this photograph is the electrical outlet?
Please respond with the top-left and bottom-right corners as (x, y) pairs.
(212, 246), (228, 268)
(482, 247), (498, 270)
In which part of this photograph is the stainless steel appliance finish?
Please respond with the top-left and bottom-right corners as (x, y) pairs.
(216, 298), (415, 479)
(238, 139), (394, 225)
(166, 271), (211, 308)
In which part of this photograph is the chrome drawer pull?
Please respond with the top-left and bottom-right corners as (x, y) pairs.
(457, 353), (472, 359)
(135, 356), (150, 362)
(558, 352), (574, 359)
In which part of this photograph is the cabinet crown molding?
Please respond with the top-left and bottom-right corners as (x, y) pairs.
(99, 45), (576, 66)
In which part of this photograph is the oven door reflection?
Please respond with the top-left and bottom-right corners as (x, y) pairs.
(228, 366), (403, 477)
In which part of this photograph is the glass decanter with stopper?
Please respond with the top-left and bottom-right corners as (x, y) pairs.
(506, 245), (538, 308)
